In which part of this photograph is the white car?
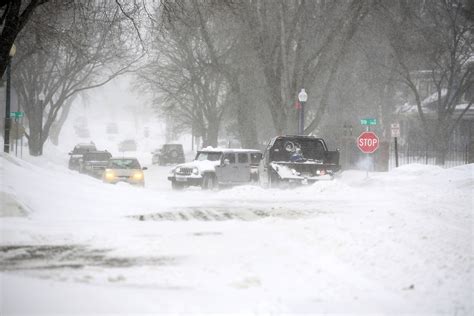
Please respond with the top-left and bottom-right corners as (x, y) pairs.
(167, 148), (262, 190)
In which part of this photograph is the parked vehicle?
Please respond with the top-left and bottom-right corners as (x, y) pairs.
(106, 122), (118, 134)
(68, 142), (97, 170)
(168, 148), (262, 190)
(79, 150), (112, 177)
(259, 135), (340, 187)
(152, 144), (185, 165)
(118, 139), (137, 152)
(103, 157), (147, 186)
(73, 116), (90, 138)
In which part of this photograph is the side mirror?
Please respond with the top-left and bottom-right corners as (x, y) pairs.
(142, 167), (148, 170)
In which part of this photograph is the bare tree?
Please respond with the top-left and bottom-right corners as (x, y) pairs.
(12, 1), (142, 155)
(139, 1), (231, 147)
(380, 0), (473, 165)
(0, 0), (49, 78)
(233, 0), (369, 135)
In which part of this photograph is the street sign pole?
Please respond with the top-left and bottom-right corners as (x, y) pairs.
(20, 116), (23, 159)
(366, 125), (369, 178)
(394, 137), (399, 167)
(15, 117), (18, 156)
(391, 123), (400, 168)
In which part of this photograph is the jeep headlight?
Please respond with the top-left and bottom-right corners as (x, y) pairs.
(192, 167), (199, 175)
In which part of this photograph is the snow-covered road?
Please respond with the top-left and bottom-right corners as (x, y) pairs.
(1, 153), (472, 314)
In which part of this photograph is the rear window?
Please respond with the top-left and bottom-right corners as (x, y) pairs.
(250, 152), (262, 164)
(163, 144), (182, 150)
(108, 159), (140, 169)
(83, 152), (111, 161)
(271, 138), (326, 161)
(223, 153), (236, 164)
(238, 153), (248, 163)
(73, 145), (96, 154)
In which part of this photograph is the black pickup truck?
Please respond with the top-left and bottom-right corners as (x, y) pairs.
(259, 135), (340, 187)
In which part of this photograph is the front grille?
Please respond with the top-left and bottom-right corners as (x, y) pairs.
(176, 167), (193, 175)
(275, 163), (327, 177)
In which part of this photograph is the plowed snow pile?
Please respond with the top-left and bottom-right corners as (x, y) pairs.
(1, 153), (473, 315)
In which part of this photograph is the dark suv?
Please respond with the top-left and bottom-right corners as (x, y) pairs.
(153, 144), (185, 165)
(118, 139), (137, 152)
(79, 150), (112, 178)
(68, 143), (97, 170)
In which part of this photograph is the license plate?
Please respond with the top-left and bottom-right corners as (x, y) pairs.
(176, 176), (187, 182)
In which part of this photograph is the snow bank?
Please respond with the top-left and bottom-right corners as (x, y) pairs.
(1, 153), (473, 315)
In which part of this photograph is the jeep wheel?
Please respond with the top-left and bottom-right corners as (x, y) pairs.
(202, 174), (217, 190)
(171, 181), (184, 190)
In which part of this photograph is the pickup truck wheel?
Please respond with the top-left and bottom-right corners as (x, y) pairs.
(202, 174), (217, 190)
(171, 181), (184, 190)
(268, 171), (280, 189)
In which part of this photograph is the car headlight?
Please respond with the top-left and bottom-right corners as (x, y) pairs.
(132, 171), (144, 180)
(192, 167), (199, 175)
(104, 170), (115, 179)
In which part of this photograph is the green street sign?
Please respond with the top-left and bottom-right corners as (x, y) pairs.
(10, 111), (24, 118)
(360, 118), (377, 125)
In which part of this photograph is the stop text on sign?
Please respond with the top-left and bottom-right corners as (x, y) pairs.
(359, 138), (378, 146)
(357, 131), (379, 153)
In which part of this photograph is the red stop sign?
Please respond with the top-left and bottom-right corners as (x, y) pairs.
(357, 131), (379, 153)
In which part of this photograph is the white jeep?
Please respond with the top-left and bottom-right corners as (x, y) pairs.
(167, 147), (262, 190)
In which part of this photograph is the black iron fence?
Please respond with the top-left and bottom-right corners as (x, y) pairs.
(388, 141), (472, 169)
(338, 138), (472, 171)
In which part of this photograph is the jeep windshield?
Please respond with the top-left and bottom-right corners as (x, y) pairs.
(270, 138), (327, 162)
(195, 152), (222, 161)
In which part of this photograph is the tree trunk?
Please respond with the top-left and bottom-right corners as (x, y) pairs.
(434, 131), (449, 166)
(236, 98), (258, 148)
(49, 98), (73, 145)
(205, 121), (219, 148)
(28, 110), (42, 156)
(229, 77), (259, 148)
